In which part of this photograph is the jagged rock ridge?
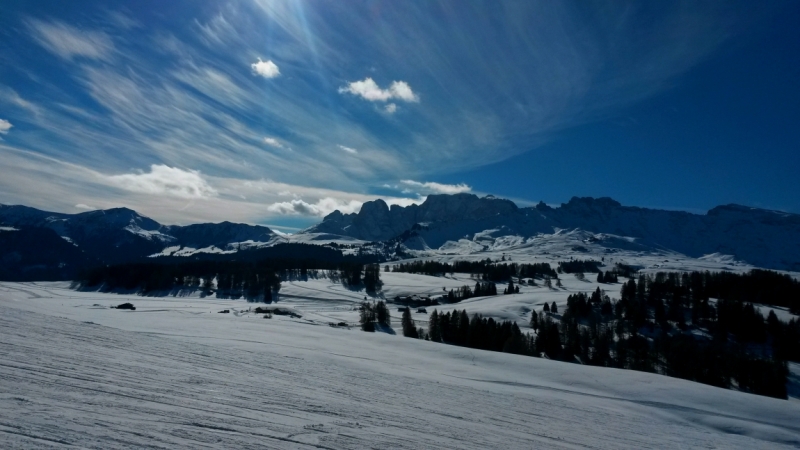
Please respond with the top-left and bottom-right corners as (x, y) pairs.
(304, 194), (800, 271)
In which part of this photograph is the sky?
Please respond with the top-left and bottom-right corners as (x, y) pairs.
(0, 1), (798, 231)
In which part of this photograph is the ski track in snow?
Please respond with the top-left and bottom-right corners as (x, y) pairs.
(1, 282), (800, 449)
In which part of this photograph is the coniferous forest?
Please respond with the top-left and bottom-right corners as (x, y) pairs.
(392, 259), (557, 280)
(78, 258), (383, 302)
(399, 268), (800, 400)
(77, 248), (800, 399)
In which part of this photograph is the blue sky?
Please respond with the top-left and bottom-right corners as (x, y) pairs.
(0, 1), (798, 231)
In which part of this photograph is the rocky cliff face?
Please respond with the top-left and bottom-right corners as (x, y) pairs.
(310, 193), (520, 242)
(305, 194), (800, 271)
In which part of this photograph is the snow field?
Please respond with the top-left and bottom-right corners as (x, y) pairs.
(1, 281), (800, 448)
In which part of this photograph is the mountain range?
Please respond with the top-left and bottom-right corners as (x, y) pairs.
(1, 194), (799, 280)
(310, 194), (800, 271)
(0, 205), (276, 279)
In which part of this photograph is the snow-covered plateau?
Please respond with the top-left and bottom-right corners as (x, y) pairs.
(1, 278), (799, 449)
(2, 194), (800, 448)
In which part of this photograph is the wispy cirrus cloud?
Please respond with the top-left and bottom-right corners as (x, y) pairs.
(338, 145), (357, 154)
(0, 1), (760, 224)
(0, 145), (422, 225)
(26, 19), (113, 60)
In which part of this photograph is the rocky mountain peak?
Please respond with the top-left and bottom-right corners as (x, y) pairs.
(563, 197), (623, 210)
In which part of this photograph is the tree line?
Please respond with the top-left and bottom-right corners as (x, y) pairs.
(78, 259), (383, 301)
(557, 259), (602, 274)
(388, 267), (799, 400)
(536, 270), (800, 399)
(389, 307), (534, 354)
(445, 281), (499, 303)
(392, 260), (557, 281)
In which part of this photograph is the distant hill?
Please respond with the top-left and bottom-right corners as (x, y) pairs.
(0, 205), (278, 279)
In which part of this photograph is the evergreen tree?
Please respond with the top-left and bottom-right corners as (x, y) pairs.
(543, 302), (550, 313)
(359, 302), (376, 332)
(363, 263), (382, 294)
(402, 308), (417, 337)
(449, 310), (460, 341)
(375, 300), (391, 326)
(429, 309), (442, 342)
(458, 310), (471, 345)
(551, 302), (558, 313)
(201, 276), (214, 295)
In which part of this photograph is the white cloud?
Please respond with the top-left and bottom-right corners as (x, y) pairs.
(385, 103), (397, 113)
(105, 165), (217, 199)
(385, 197), (426, 209)
(388, 81), (417, 102)
(265, 194), (425, 218)
(251, 58), (280, 78)
(400, 180), (472, 195)
(27, 20), (113, 60)
(0, 119), (12, 134)
(0, 145), (430, 226)
(338, 77), (419, 103)
(74, 203), (96, 210)
(267, 197), (363, 217)
(264, 137), (283, 148)
(338, 145), (358, 154)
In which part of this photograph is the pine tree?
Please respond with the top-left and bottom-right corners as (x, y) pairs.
(402, 308), (417, 337)
(458, 310), (470, 345)
(376, 300), (391, 326)
(543, 302), (550, 313)
(360, 302), (376, 332)
(429, 310), (442, 342)
(202, 276), (214, 295)
(551, 302), (558, 314)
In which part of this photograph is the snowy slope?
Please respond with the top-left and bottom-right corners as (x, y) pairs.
(1, 282), (799, 449)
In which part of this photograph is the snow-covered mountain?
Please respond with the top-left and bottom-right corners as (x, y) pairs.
(0, 205), (276, 279)
(304, 194), (800, 271)
(3, 193), (799, 279)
